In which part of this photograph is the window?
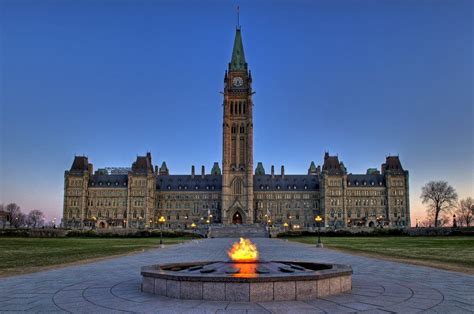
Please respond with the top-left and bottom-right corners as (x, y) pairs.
(230, 101), (234, 114)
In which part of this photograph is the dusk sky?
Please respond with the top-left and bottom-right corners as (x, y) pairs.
(1, 0), (472, 224)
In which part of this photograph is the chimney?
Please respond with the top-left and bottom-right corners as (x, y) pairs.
(201, 165), (205, 178)
(271, 165), (275, 177)
(281, 165), (285, 178)
(191, 165), (195, 178)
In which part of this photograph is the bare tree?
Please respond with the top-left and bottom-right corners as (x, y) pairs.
(26, 210), (46, 228)
(5, 203), (25, 228)
(455, 197), (473, 227)
(420, 181), (458, 227)
(419, 213), (451, 227)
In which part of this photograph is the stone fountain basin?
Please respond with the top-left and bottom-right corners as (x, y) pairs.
(141, 261), (352, 302)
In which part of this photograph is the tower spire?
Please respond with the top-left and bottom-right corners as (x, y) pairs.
(237, 6), (240, 30)
(229, 24), (246, 71)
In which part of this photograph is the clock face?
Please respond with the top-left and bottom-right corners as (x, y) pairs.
(232, 77), (243, 87)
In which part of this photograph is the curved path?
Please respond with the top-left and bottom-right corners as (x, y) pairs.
(0, 238), (473, 313)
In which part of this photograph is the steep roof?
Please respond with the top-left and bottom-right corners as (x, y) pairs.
(229, 28), (247, 71)
(89, 174), (128, 188)
(157, 175), (222, 191)
(132, 153), (153, 174)
(322, 152), (344, 175)
(70, 156), (89, 172)
(254, 175), (320, 191)
(382, 156), (404, 174)
(347, 174), (385, 187)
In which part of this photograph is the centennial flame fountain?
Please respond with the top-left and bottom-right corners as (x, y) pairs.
(141, 238), (352, 302)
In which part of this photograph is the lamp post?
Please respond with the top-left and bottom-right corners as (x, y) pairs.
(158, 216), (166, 248)
(315, 215), (323, 248)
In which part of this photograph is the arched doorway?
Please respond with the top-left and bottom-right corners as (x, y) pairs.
(99, 221), (106, 229)
(232, 212), (243, 224)
(368, 221), (375, 228)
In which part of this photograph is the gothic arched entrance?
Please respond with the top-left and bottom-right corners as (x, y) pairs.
(232, 212), (243, 224)
(99, 221), (106, 229)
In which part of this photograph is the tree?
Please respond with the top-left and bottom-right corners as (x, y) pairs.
(455, 197), (473, 227)
(5, 203), (25, 228)
(26, 210), (46, 228)
(420, 181), (458, 227)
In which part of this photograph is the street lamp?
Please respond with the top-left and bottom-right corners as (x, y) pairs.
(283, 222), (289, 229)
(158, 216), (166, 248)
(315, 215), (323, 248)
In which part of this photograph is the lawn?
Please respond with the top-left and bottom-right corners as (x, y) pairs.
(0, 237), (193, 276)
(283, 236), (474, 274)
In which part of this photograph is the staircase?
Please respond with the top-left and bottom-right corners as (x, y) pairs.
(208, 224), (269, 238)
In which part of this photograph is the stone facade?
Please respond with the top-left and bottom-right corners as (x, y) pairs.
(62, 27), (410, 230)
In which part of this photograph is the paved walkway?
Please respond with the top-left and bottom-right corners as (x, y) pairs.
(0, 238), (473, 313)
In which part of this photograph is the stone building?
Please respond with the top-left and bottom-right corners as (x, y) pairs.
(63, 26), (410, 230)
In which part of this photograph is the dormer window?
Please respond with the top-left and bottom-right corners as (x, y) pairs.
(123, 182), (127, 186)
(363, 181), (367, 186)
(277, 185), (281, 190)
(178, 185), (182, 190)
(184, 186), (188, 190)
(371, 181), (374, 186)
(293, 185), (297, 190)
(115, 182), (119, 186)
(99, 182), (102, 186)
(91, 182), (95, 186)
(167, 185), (171, 190)
(260, 185), (264, 190)
(107, 182), (111, 186)
(195, 185), (199, 190)
(304, 185), (308, 190)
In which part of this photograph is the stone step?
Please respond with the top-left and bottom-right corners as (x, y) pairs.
(208, 224), (269, 238)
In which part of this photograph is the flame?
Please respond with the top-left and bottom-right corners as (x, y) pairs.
(228, 238), (259, 262)
(231, 262), (258, 278)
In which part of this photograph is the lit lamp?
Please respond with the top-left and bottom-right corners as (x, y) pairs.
(191, 222), (196, 229)
(315, 215), (323, 248)
(158, 216), (166, 248)
(283, 222), (289, 229)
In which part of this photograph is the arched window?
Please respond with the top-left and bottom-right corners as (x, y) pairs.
(133, 210), (137, 218)
(232, 178), (243, 195)
(243, 101), (246, 114)
(140, 210), (145, 219)
(239, 101), (242, 114)
(230, 101), (234, 114)
(98, 210), (102, 218)
(123, 210), (127, 219)
(240, 125), (245, 133)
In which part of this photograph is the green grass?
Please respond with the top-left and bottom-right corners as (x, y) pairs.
(0, 237), (193, 276)
(283, 236), (474, 273)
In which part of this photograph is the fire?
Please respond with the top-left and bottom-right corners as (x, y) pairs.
(228, 238), (259, 262)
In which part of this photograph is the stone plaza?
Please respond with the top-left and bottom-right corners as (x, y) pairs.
(0, 238), (473, 313)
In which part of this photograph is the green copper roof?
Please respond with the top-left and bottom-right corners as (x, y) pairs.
(211, 162), (221, 175)
(230, 28), (246, 71)
(309, 161), (317, 172)
(255, 162), (265, 175)
(160, 161), (168, 170)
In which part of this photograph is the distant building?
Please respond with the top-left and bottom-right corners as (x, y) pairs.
(63, 26), (410, 230)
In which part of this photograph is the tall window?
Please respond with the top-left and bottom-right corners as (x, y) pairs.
(233, 178), (243, 195)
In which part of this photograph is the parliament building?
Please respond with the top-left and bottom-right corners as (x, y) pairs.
(63, 27), (410, 231)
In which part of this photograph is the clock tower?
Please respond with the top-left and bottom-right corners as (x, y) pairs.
(222, 26), (254, 224)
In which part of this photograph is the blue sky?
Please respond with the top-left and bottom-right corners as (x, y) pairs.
(1, 0), (472, 224)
